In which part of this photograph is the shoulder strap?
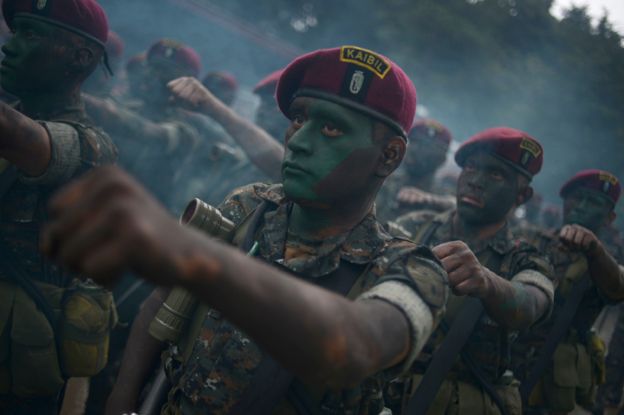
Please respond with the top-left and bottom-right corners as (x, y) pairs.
(519, 272), (592, 403)
(411, 215), (443, 246)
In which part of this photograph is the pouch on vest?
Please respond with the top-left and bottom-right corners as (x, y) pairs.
(10, 283), (65, 397)
(58, 280), (117, 377)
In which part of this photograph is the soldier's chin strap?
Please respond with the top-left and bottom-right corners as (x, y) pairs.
(103, 52), (114, 77)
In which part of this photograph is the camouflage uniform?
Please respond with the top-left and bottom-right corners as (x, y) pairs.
(0, 103), (117, 413)
(511, 227), (624, 413)
(599, 303), (624, 411)
(389, 210), (555, 415)
(162, 183), (449, 415)
(596, 230), (624, 411)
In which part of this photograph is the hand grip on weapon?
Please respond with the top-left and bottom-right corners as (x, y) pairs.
(41, 166), (212, 288)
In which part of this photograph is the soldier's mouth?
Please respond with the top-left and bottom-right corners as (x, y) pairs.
(282, 162), (310, 175)
(459, 194), (484, 208)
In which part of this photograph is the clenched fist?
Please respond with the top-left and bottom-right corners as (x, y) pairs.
(41, 166), (211, 287)
(168, 76), (223, 114)
(432, 240), (494, 298)
(559, 224), (603, 256)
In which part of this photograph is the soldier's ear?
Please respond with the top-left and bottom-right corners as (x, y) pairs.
(516, 185), (533, 207)
(375, 136), (406, 178)
(607, 211), (616, 225)
(72, 47), (96, 72)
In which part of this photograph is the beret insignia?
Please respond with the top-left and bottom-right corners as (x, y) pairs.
(340, 45), (391, 79)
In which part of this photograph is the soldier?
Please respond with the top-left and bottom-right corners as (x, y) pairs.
(390, 127), (555, 415)
(44, 45), (450, 415)
(512, 169), (624, 415)
(598, 303), (624, 415)
(0, 0), (118, 413)
(201, 71), (237, 107)
(377, 118), (455, 222)
(84, 39), (241, 210)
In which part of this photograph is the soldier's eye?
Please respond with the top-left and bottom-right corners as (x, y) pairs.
(490, 171), (504, 181)
(321, 123), (343, 137)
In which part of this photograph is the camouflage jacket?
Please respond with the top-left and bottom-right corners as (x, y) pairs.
(391, 209), (555, 383)
(0, 102), (117, 287)
(164, 183), (449, 415)
(510, 226), (624, 380)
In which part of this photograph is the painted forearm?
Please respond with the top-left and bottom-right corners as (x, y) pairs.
(200, 99), (283, 181)
(167, 228), (409, 387)
(0, 102), (51, 176)
(589, 245), (624, 301)
(481, 271), (549, 330)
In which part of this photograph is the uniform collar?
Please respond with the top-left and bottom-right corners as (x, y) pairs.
(255, 184), (392, 277)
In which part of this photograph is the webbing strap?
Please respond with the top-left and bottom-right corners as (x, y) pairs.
(406, 297), (485, 414)
(519, 274), (592, 402)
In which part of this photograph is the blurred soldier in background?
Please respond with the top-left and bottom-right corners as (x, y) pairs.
(377, 118), (455, 222)
(512, 169), (624, 415)
(201, 70), (238, 107)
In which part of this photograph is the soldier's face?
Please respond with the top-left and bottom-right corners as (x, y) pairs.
(0, 17), (71, 95)
(255, 95), (290, 141)
(403, 133), (448, 179)
(563, 187), (613, 233)
(456, 152), (520, 225)
(282, 97), (382, 207)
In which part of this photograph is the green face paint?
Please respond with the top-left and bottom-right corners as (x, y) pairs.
(563, 187), (613, 233)
(281, 96), (380, 207)
(0, 17), (70, 96)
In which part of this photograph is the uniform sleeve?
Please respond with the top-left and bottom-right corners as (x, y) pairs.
(19, 120), (117, 186)
(217, 183), (270, 226)
(510, 250), (556, 324)
(356, 248), (448, 375)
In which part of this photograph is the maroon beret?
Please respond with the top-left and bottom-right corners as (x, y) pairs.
(3, 0), (108, 47)
(455, 127), (543, 178)
(560, 169), (621, 205)
(147, 39), (201, 77)
(203, 71), (238, 91)
(253, 69), (283, 96)
(106, 31), (124, 59)
(410, 118), (452, 148)
(276, 46), (417, 138)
